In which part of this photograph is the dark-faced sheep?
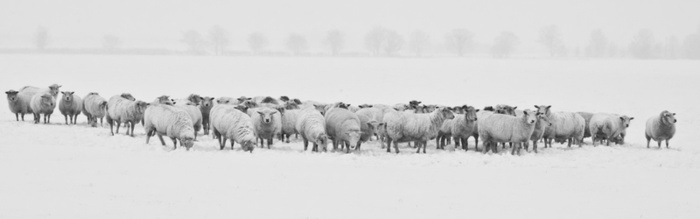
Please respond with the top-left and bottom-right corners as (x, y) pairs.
(198, 96), (215, 135)
(82, 93), (108, 127)
(144, 104), (196, 150)
(451, 105), (480, 151)
(534, 105), (586, 148)
(478, 110), (538, 155)
(296, 106), (329, 152)
(646, 110), (676, 148)
(210, 104), (257, 152)
(30, 93), (56, 124)
(588, 113), (634, 146)
(384, 107), (455, 153)
(325, 107), (362, 153)
(106, 95), (148, 137)
(59, 91), (82, 125)
(6, 90), (31, 121)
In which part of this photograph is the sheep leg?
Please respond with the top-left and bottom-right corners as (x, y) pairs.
(423, 141), (427, 153)
(157, 133), (166, 146)
(462, 138), (469, 151)
(302, 136), (309, 151)
(415, 142), (421, 153)
(345, 141), (350, 153)
(146, 130), (153, 144)
(393, 141), (400, 154)
(230, 140), (235, 149)
(20, 113), (24, 121)
(267, 137), (272, 149)
(171, 137), (178, 149)
(386, 138), (392, 153)
(657, 141), (662, 148)
(357, 141), (362, 151)
(435, 137), (441, 150)
(115, 121), (121, 134)
(645, 135), (651, 148)
(666, 140), (669, 149)
(129, 122), (136, 137)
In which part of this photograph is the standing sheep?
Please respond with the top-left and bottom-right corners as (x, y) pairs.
(357, 113), (380, 149)
(106, 95), (148, 137)
(535, 105), (586, 148)
(436, 119), (454, 149)
(577, 112), (594, 139)
(30, 93), (56, 124)
(295, 106), (329, 152)
(59, 91), (82, 125)
(451, 105), (480, 151)
(325, 107), (362, 153)
(248, 107), (283, 149)
(645, 110), (677, 148)
(174, 102), (203, 141)
(199, 96), (215, 135)
(588, 113), (634, 146)
(524, 114), (552, 153)
(280, 109), (300, 143)
(19, 84), (62, 99)
(5, 90), (31, 121)
(384, 107), (455, 153)
(144, 104), (196, 150)
(210, 104), (257, 152)
(82, 92), (108, 127)
(478, 110), (538, 155)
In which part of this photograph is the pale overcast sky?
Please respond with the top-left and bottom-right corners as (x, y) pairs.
(1, 0), (698, 52)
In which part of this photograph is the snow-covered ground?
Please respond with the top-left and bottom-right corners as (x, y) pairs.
(1, 54), (699, 218)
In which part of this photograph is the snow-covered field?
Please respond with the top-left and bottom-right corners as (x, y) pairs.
(1, 54), (699, 218)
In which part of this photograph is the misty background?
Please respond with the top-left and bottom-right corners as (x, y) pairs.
(1, 0), (699, 59)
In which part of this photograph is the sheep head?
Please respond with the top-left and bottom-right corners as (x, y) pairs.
(661, 111), (677, 124)
(522, 110), (537, 124)
(48, 84), (61, 97)
(437, 107), (455, 120)
(257, 109), (277, 124)
(619, 115), (633, 128)
(40, 94), (55, 107)
(345, 130), (361, 149)
(121, 93), (136, 101)
(241, 140), (256, 153)
(134, 101), (148, 114)
(534, 105), (552, 116)
(187, 94), (202, 105)
(315, 133), (329, 152)
(358, 104), (373, 109)
(5, 90), (19, 102)
(464, 106), (479, 122)
(279, 96), (290, 102)
(199, 97), (215, 108)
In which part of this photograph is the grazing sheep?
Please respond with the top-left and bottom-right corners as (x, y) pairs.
(588, 113), (634, 146)
(534, 105), (586, 148)
(451, 105), (480, 151)
(210, 104), (257, 152)
(645, 111), (677, 148)
(280, 109), (300, 143)
(58, 91), (82, 125)
(6, 90), (31, 121)
(478, 110), (538, 155)
(357, 113), (380, 149)
(524, 114), (552, 153)
(174, 102), (203, 140)
(384, 107), (455, 153)
(82, 93), (108, 127)
(577, 112), (594, 139)
(325, 107), (362, 153)
(29, 93), (56, 124)
(106, 95), (148, 137)
(144, 104), (195, 150)
(296, 106), (329, 152)
(199, 96), (215, 135)
(248, 107), (283, 149)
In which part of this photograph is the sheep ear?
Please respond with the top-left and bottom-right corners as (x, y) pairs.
(61, 91), (66, 95)
(257, 111), (264, 115)
(199, 96), (204, 100)
(630, 117), (634, 120)
(534, 105), (539, 109)
(672, 113), (676, 116)
(546, 105), (551, 109)
(620, 116), (624, 121)
(476, 109), (480, 112)
(368, 105), (373, 108)
(512, 106), (517, 110)
(523, 110), (529, 115)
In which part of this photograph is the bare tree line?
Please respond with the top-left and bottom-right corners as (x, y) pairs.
(14, 25), (700, 59)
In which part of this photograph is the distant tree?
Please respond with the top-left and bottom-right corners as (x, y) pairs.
(34, 26), (49, 50)
(538, 25), (563, 57)
(365, 27), (388, 56)
(408, 30), (430, 57)
(445, 29), (474, 56)
(208, 25), (230, 56)
(248, 32), (268, 55)
(383, 30), (404, 56)
(663, 36), (680, 59)
(491, 31), (518, 58)
(102, 35), (121, 52)
(181, 30), (206, 55)
(286, 33), (308, 56)
(629, 29), (655, 59)
(683, 26), (700, 59)
(587, 29), (608, 57)
(324, 29), (344, 56)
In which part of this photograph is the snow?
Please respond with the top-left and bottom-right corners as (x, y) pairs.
(1, 54), (699, 218)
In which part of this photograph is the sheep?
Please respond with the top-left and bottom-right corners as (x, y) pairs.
(356, 107), (392, 147)
(82, 92), (108, 127)
(534, 105), (586, 148)
(383, 107), (455, 153)
(237, 96), (253, 104)
(210, 104), (257, 152)
(144, 104), (196, 150)
(588, 113), (634, 146)
(645, 111), (677, 148)
(120, 93), (136, 101)
(478, 110), (538, 155)
(19, 84), (62, 99)
(495, 104), (517, 116)
(280, 109), (300, 143)
(217, 97), (237, 105)
(174, 102), (203, 141)
(523, 114), (552, 153)
(325, 107), (362, 153)
(6, 90), (31, 121)
(29, 93), (56, 124)
(248, 107), (283, 149)
(283, 101), (300, 110)
(357, 113), (380, 149)
(58, 91), (82, 125)
(451, 105), (480, 151)
(153, 95), (175, 105)
(295, 106), (329, 152)
(198, 96), (215, 135)
(577, 112), (595, 139)
(106, 95), (148, 137)
(436, 118), (454, 149)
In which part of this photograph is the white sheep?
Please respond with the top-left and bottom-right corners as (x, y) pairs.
(144, 104), (196, 150)
(19, 84), (62, 99)
(477, 109), (538, 155)
(577, 112), (594, 139)
(29, 93), (56, 124)
(106, 95), (148, 137)
(357, 113), (380, 149)
(588, 113), (634, 146)
(216, 96), (237, 105)
(436, 119), (454, 149)
(58, 91), (82, 125)
(451, 105), (480, 151)
(210, 104), (257, 152)
(82, 92), (108, 127)
(280, 109), (300, 143)
(174, 102), (203, 141)
(296, 106), (329, 152)
(645, 110), (676, 148)
(534, 105), (586, 148)
(355, 107), (390, 145)
(383, 107), (455, 153)
(325, 107), (362, 153)
(523, 114), (552, 153)
(198, 96), (215, 135)
(5, 90), (31, 121)
(248, 107), (283, 149)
